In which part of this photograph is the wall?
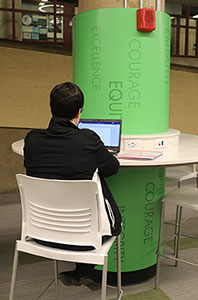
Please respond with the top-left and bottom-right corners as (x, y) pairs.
(0, 46), (197, 193)
(169, 70), (198, 134)
(0, 128), (28, 193)
(0, 46), (72, 128)
(0, 46), (72, 193)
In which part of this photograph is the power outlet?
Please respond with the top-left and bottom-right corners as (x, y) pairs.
(125, 139), (142, 150)
(155, 138), (166, 149)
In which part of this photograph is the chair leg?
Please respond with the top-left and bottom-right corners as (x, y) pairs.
(101, 256), (108, 300)
(9, 246), (19, 300)
(173, 205), (180, 255)
(54, 260), (59, 300)
(116, 235), (122, 299)
(175, 206), (183, 267)
(155, 201), (165, 289)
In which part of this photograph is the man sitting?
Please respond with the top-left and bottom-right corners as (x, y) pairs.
(24, 82), (122, 288)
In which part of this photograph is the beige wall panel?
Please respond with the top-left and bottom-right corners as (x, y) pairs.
(0, 47), (72, 129)
(169, 70), (198, 134)
(0, 128), (29, 193)
(78, 0), (165, 13)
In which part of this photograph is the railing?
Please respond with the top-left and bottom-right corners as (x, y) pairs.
(0, 1), (197, 57)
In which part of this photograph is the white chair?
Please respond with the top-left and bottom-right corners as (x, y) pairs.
(165, 164), (198, 255)
(166, 134), (198, 188)
(9, 174), (123, 300)
(166, 164), (198, 188)
(155, 186), (198, 289)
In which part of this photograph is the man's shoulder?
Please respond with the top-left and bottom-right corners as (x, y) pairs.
(80, 128), (94, 136)
(79, 128), (100, 140)
(25, 128), (46, 140)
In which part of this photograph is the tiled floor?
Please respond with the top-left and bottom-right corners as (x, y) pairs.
(1, 179), (198, 300)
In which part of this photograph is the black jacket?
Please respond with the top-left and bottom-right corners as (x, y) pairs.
(24, 116), (122, 235)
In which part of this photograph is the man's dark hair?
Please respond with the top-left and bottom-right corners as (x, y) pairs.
(50, 82), (84, 120)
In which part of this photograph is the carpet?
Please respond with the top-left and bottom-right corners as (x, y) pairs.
(110, 289), (171, 300)
(166, 236), (198, 251)
(19, 252), (47, 265)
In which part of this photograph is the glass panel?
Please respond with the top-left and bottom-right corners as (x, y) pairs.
(47, 15), (63, 40)
(171, 17), (176, 26)
(180, 18), (186, 26)
(0, 0), (22, 9)
(16, 11), (22, 41)
(37, 2), (64, 14)
(22, 1), (56, 13)
(21, 13), (63, 42)
(188, 28), (196, 56)
(15, 0), (22, 9)
(0, 0), (12, 9)
(189, 19), (196, 27)
(179, 27), (185, 55)
(22, 1), (38, 10)
(22, 13), (48, 40)
(0, 11), (12, 40)
(21, 0), (64, 42)
(171, 25), (177, 55)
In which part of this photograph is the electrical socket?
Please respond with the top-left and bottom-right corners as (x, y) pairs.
(155, 138), (166, 149)
(125, 139), (142, 150)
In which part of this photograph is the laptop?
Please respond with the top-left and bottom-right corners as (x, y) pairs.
(78, 119), (122, 155)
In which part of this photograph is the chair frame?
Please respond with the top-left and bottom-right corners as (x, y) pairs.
(9, 236), (122, 300)
(165, 164), (198, 256)
(166, 164), (198, 188)
(9, 174), (123, 300)
(155, 191), (198, 289)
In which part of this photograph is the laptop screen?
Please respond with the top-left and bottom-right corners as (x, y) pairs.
(78, 119), (121, 151)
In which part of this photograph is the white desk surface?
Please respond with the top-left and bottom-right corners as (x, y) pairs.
(119, 134), (198, 167)
(12, 134), (198, 168)
(12, 139), (24, 156)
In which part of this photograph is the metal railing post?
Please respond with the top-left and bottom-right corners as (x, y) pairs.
(124, 0), (128, 8)
(156, 0), (161, 11)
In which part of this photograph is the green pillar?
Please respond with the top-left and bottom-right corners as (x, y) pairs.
(73, 8), (170, 134)
(72, 8), (170, 282)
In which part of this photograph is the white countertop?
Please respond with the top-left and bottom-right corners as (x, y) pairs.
(119, 134), (198, 167)
(12, 134), (198, 168)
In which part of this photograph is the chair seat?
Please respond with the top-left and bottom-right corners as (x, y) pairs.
(163, 186), (198, 211)
(166, 167), (197, 182)
(16, 238), (116, 265)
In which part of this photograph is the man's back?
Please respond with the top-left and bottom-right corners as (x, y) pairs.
(24, 116), (119, 181)
(24, 82), (121, 237)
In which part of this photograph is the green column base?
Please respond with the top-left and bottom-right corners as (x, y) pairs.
(97, 167), (165, 273)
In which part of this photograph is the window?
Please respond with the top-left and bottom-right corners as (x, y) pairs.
(0, 0), (77, 49)
(171, 5), (198, 57)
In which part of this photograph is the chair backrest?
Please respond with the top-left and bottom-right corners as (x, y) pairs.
(16, 174), (103, 249)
